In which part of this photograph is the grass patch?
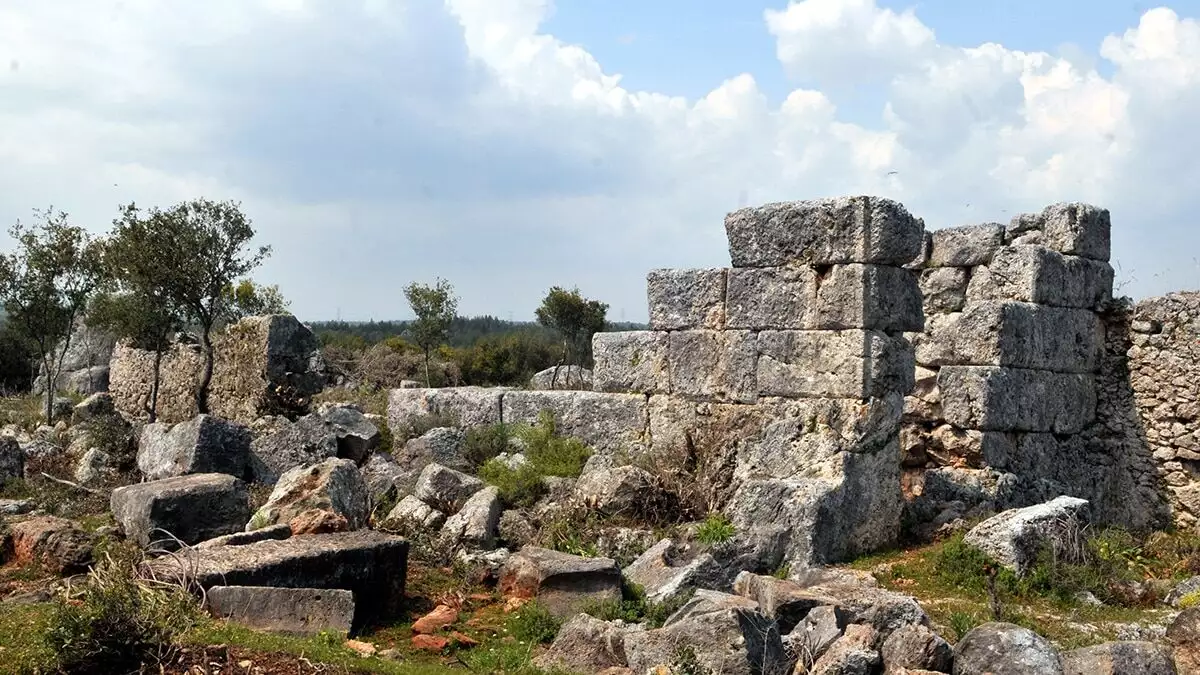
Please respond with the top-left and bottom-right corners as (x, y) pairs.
(583, 582), (694, 629)
(479, 410), (592, 508)
(695, 513), (736, 545)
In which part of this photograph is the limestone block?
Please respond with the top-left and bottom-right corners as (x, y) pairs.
(668, 330), (758, 403)
(646, 268), (726, 330)
(110, 473), (252, 550)
(387, 386), (504, 431)
(812, 264), (924, 333)
(726, 266), (817, 330)
(591, 331), (669, 394)
(928, 224), (1005, 267)
(724, 196), (925, 267)
(966, 245), (1113, 309)
(206, 586), (355, 637)
(938, 366), (1097, 433)
(1017, 202), (1111, 262)
(946, 301), (1103, 373)
(908, 313), (963, 368)
(757, 330), (915, 399)
(498, 547), (622, 618)
(501, 390), (648, 459)
(919, 266), (969, 314)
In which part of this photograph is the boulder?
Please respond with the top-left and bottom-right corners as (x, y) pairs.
(7, 515), (93, 573)
(623, 539), (723, 605)
(137, 415), (251, 482)
(319, 405), (380, 463)
(206, 586), (355, 637)
(530, 365), (594, 391)
(809, 624), (881, 675)
(0, 437), (23, 484)
(248, 414), (338, 484)
(397, 428), (471, 475)
(72, 392), (116, 424)
(145, 530), (408, 629)
(575, 466), (660, 519)
(360, 451), (407, 507)
(881, 624), (954, 673)
(534, 614), (631, 673)
(953, 623), (1063, 675)
(385, 495), (446, 531)
(439, 487), (502, 551)
(964, 496), (1090, 576)
(1169, 608), (1200, 673)
(1061, 641), (1175, 675)
(414, 463), (484, 514)
(110, 473), (252, 550)
(499, 547), (622, 619)
(788, 605), (848, 671)
(74, 447), (113, 485)
(248, 458), (369, 532)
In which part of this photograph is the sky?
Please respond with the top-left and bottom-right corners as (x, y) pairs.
(1, 0), (1198, 322)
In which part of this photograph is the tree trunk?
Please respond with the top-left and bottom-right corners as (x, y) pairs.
(423, 349), (431, 388)
(197, 324), (215, 415)
(149, 348), (163, 424)
(41, 356), (53, 422)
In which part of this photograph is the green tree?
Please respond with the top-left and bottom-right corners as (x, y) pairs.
(403, 278), (458, 387)
(0, 209), (105, 420)
(110, 199), (270, 414)
(223, 279), (290, 322)
(535, 286), (608, 387)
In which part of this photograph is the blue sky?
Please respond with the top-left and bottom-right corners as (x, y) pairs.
(1, 0), (1198, 321)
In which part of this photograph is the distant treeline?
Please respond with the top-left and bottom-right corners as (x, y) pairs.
(311, 316), (648, 350)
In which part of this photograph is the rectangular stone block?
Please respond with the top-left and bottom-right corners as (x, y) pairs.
(907, 313), (963, 368)
(1037, 202), (1111, 262)
(387, 386), (505, 431)
(668, 330), (758, 403)
(812, 264), (925, 333)
(966, 245), (1114, 309)
(948, 301), (1103, 373)
(726, 266), (817, 330)
(920, 267), (969, 314)
(938, 366), (1096, 433)
(928, 224), (1004, 267)
(501, 390), (648, 459)
(647, 268), (727, 330)
(206, 586), (354, 637)
(756, 330), (915, 399)
(592, 331), (670, 394)
(724, 196), (925, 267)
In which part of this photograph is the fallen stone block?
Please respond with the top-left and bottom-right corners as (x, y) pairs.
(534, 614), (632, 673)
(386, 495), (446, 531)
(195, 524), (292, 549)
(248, 458), (369, 532)
(137, 415), (251, 482)
(394, 427), (471, 476)
(111, 473), (252, 550)
(786, 605), (848, 669)
(964, 496), (1090, 576)
(724, 196), (925, 267)
(809, 624), (881, 675)
(591, 331), (670, 394)
(360, 451), (408, 507)
(439, 486), (502, 551)
(725, 266), (818, 330)
(668, 330), (758, 403)
(249, 414), (339, 485)
(928, 223), (1005, 267)
(943, 301), (1103, 374)
(623, 539), (724, 605)
(499, 547), (622, 619)
(319, 405), (381, 463)
(881, 624), (953, 674)
(7, 515), (93, 574)
(966, 245), (1114, 309)
(1061, 641), (1175, 675)
(0, 437), (23, 484)
(387, 386), (504, 431)
(145, 530), (408, 628)
(414, 463), (483, 514)
(575, 466), (661, 519)
(646, 268), (727, 330)
(953, 622), (1064, 674)
(938, 366), (1096, 433)
(812, 264), (925, 333)
(757, 330), (914, 399)
(501, 390), (648, 459)
(205, 586), (355, 637)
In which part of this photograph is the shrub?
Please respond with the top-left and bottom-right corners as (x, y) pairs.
(516, 410), (591, 478)
(695, 513), (736, 545)
(506, 601), (561, 645)
(584, 583), (694, 629)
(463, 423), (511, 469)
(479, 459), (547, 508)
(947, 611), (983, 642)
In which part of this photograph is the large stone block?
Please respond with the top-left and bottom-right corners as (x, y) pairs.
(919, 266), (969, 314)
(1014, 202), (1111, 262)
(938, 366), (1096, 433)
(668, 330), (758, 403)
(111, 473), (252, 550)
(591, 331), (670, 394)
(646, 268), (727, 330)
(947, 301), (1103, 373)
(206, 586), (355, 637)
(726, 266), (817, 330)
(387, 386), (505, 431)
(137, 415), (251, 482)
(757, 330), (915, 399)
(966, 245), (1113, 309)
(499, 547), (622, 619)
(501, 390), (648, 459)
(928, 224), (1005, 267)
(724, 196), (925, 267)
(812, 264), (924, 333)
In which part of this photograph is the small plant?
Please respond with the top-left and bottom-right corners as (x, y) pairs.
(479, 459), (547, 508)
(516, 410), (591, 478)
(1180, 589), (1200, 609)
(772, 563), (792, 580)
(947, 611), (983, 642)
(671, 644), (712, 675)
(695, 513), (736, 545)
(463, 422), (511, 469)
(507, 601), (562, 645)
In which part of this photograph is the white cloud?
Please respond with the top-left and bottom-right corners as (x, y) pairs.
(0, 0), (1196, 320)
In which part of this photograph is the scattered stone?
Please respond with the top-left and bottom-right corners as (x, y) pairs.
(0, 498), (34, 515)
(809, 623), (881, 675)
(1061, 641), (1175, 675)
(953, 622), (1063, 675)
(0, 437), (23, 484)
(111, 473), (252, 550)
(623, 539), (723, 605)
(575, 466), (660, 519)
(410, 635), (449, 652)
(137, 415), (251, 482)
(397, 427), (471, 475)
(788, 605), (847, 670)
(499, 547), (622, 619)
(205, 586), (354, 637)
(320, 405), (381, 463)
(72, 392), (116, 424)
(439, 487), (502, 551)
(248, 414), (338, 484)
(964, 496), (1090, 576)
(881, 624), (953, 673)
(360, 451), (407, 507)
(248, 458), (369, 532)
(385, 495), (446, 531)
(535, 614), (630, 673)
(412, 605), (458, 635)
(7, 515), (93, 573)
(345, 639), (377, 657)
(1167, 576), (1200, 608)
(195, 524), (292, 550)
(1168, 608), (1200, 672)
(414, 463), (484, 514)
(73, 447), (112, 485)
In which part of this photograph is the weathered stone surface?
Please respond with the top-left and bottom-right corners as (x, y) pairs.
(575, 466), (659, 519)
(387, 386), (504, 431)
(249, 414), (338, 485)
(206, 586), (355, 637)
(439, 486), (502, 551)
(624, 590), (785, 675)
(320, 405), (381, 463)
(591, 331), (670, 394)
(249, 458), (369, 531)
(724, 196), (925, 267)
(812, 264), (925, 333)
(137, 415), (251, 482)
(195, 524), (292, 549)
(530, 365), (593, 391)
(0, 437), (23, 484)
(757, 330), (915, 399)
(414, 463), (483, 514)
(1169, 608), (1200, 673)
(929, 224), (1005, 267)
(502, 391), (648, 459)
(1035, 203), (1112, 262)
(385, 495), (446, 531)
(397, 428), (471, 476)
(920, 267), (969, 314)
(72, 392), (116, 425)
(881, 624), (954, 673)
(941, 302), (1103, 374)
(809, 624), (881, 675)
(534, 614), (631, 673)
(646, 268), (727, 330)
(7, 516), (93, 573)
(1169, 576), (1200, 608)
(145, 531), (408, 628)
(953, 622), (1063, 675)
(624, 539), (723, 605)
(966, 245), (1114, 310)
(726, 265), (818, 330)
(33, 320), (115, 396)
(412, 604), (458, 634)
(288, 509), (351, 535)
(964, 496), (1090, 576)
(1061, 641), (1175, 675)
(499, 547), (622, 619)
(668, 330), (758, 403)
(938, 367), (1096, 433)
(111, 473), (252, 550)
(360, 451), (407, 507)
(0, 498), (35, 515)
(788, 605), (848, 669)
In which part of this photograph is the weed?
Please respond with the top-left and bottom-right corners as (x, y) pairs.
(583, 583), (694, 629)
(671, 644), (713, 675)
(695, 513), (736, 545)
(480, 459), (547, 508)
(947, 611), (983, 641)
(463, 423), (512, 469)
(506, 601), (562, 645)
(772, 563), (792, 580)
(479, 410), (592, 508)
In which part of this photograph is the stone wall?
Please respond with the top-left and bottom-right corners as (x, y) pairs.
(109, 315), (327, 426)
(33, 320), (116, 396)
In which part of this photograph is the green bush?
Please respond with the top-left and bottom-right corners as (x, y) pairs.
(695, 513), (736, 545)
(479, 459), (547, 508)
(464, 423), (511, 469)
(478, 410), (592, 508)
(584, 583), (694, 629)
(506, 601), (562, 645)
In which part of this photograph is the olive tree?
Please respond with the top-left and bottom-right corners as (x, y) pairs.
(403, 278), (458, 387)
(535, 286), (608, 388)
(0, 209), (105, 420)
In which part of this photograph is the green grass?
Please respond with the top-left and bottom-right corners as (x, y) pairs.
(582, 583), (694, 629)
(695, 513), (736, 545)
(479, 410), (592, 508)
(0, 603), (57, 674)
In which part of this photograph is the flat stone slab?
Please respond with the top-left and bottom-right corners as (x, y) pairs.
(145, 531), (408, 628)
(111, 473), (251, 551)
(205, 586), (354, 637)
(499, 546), (621, 619)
